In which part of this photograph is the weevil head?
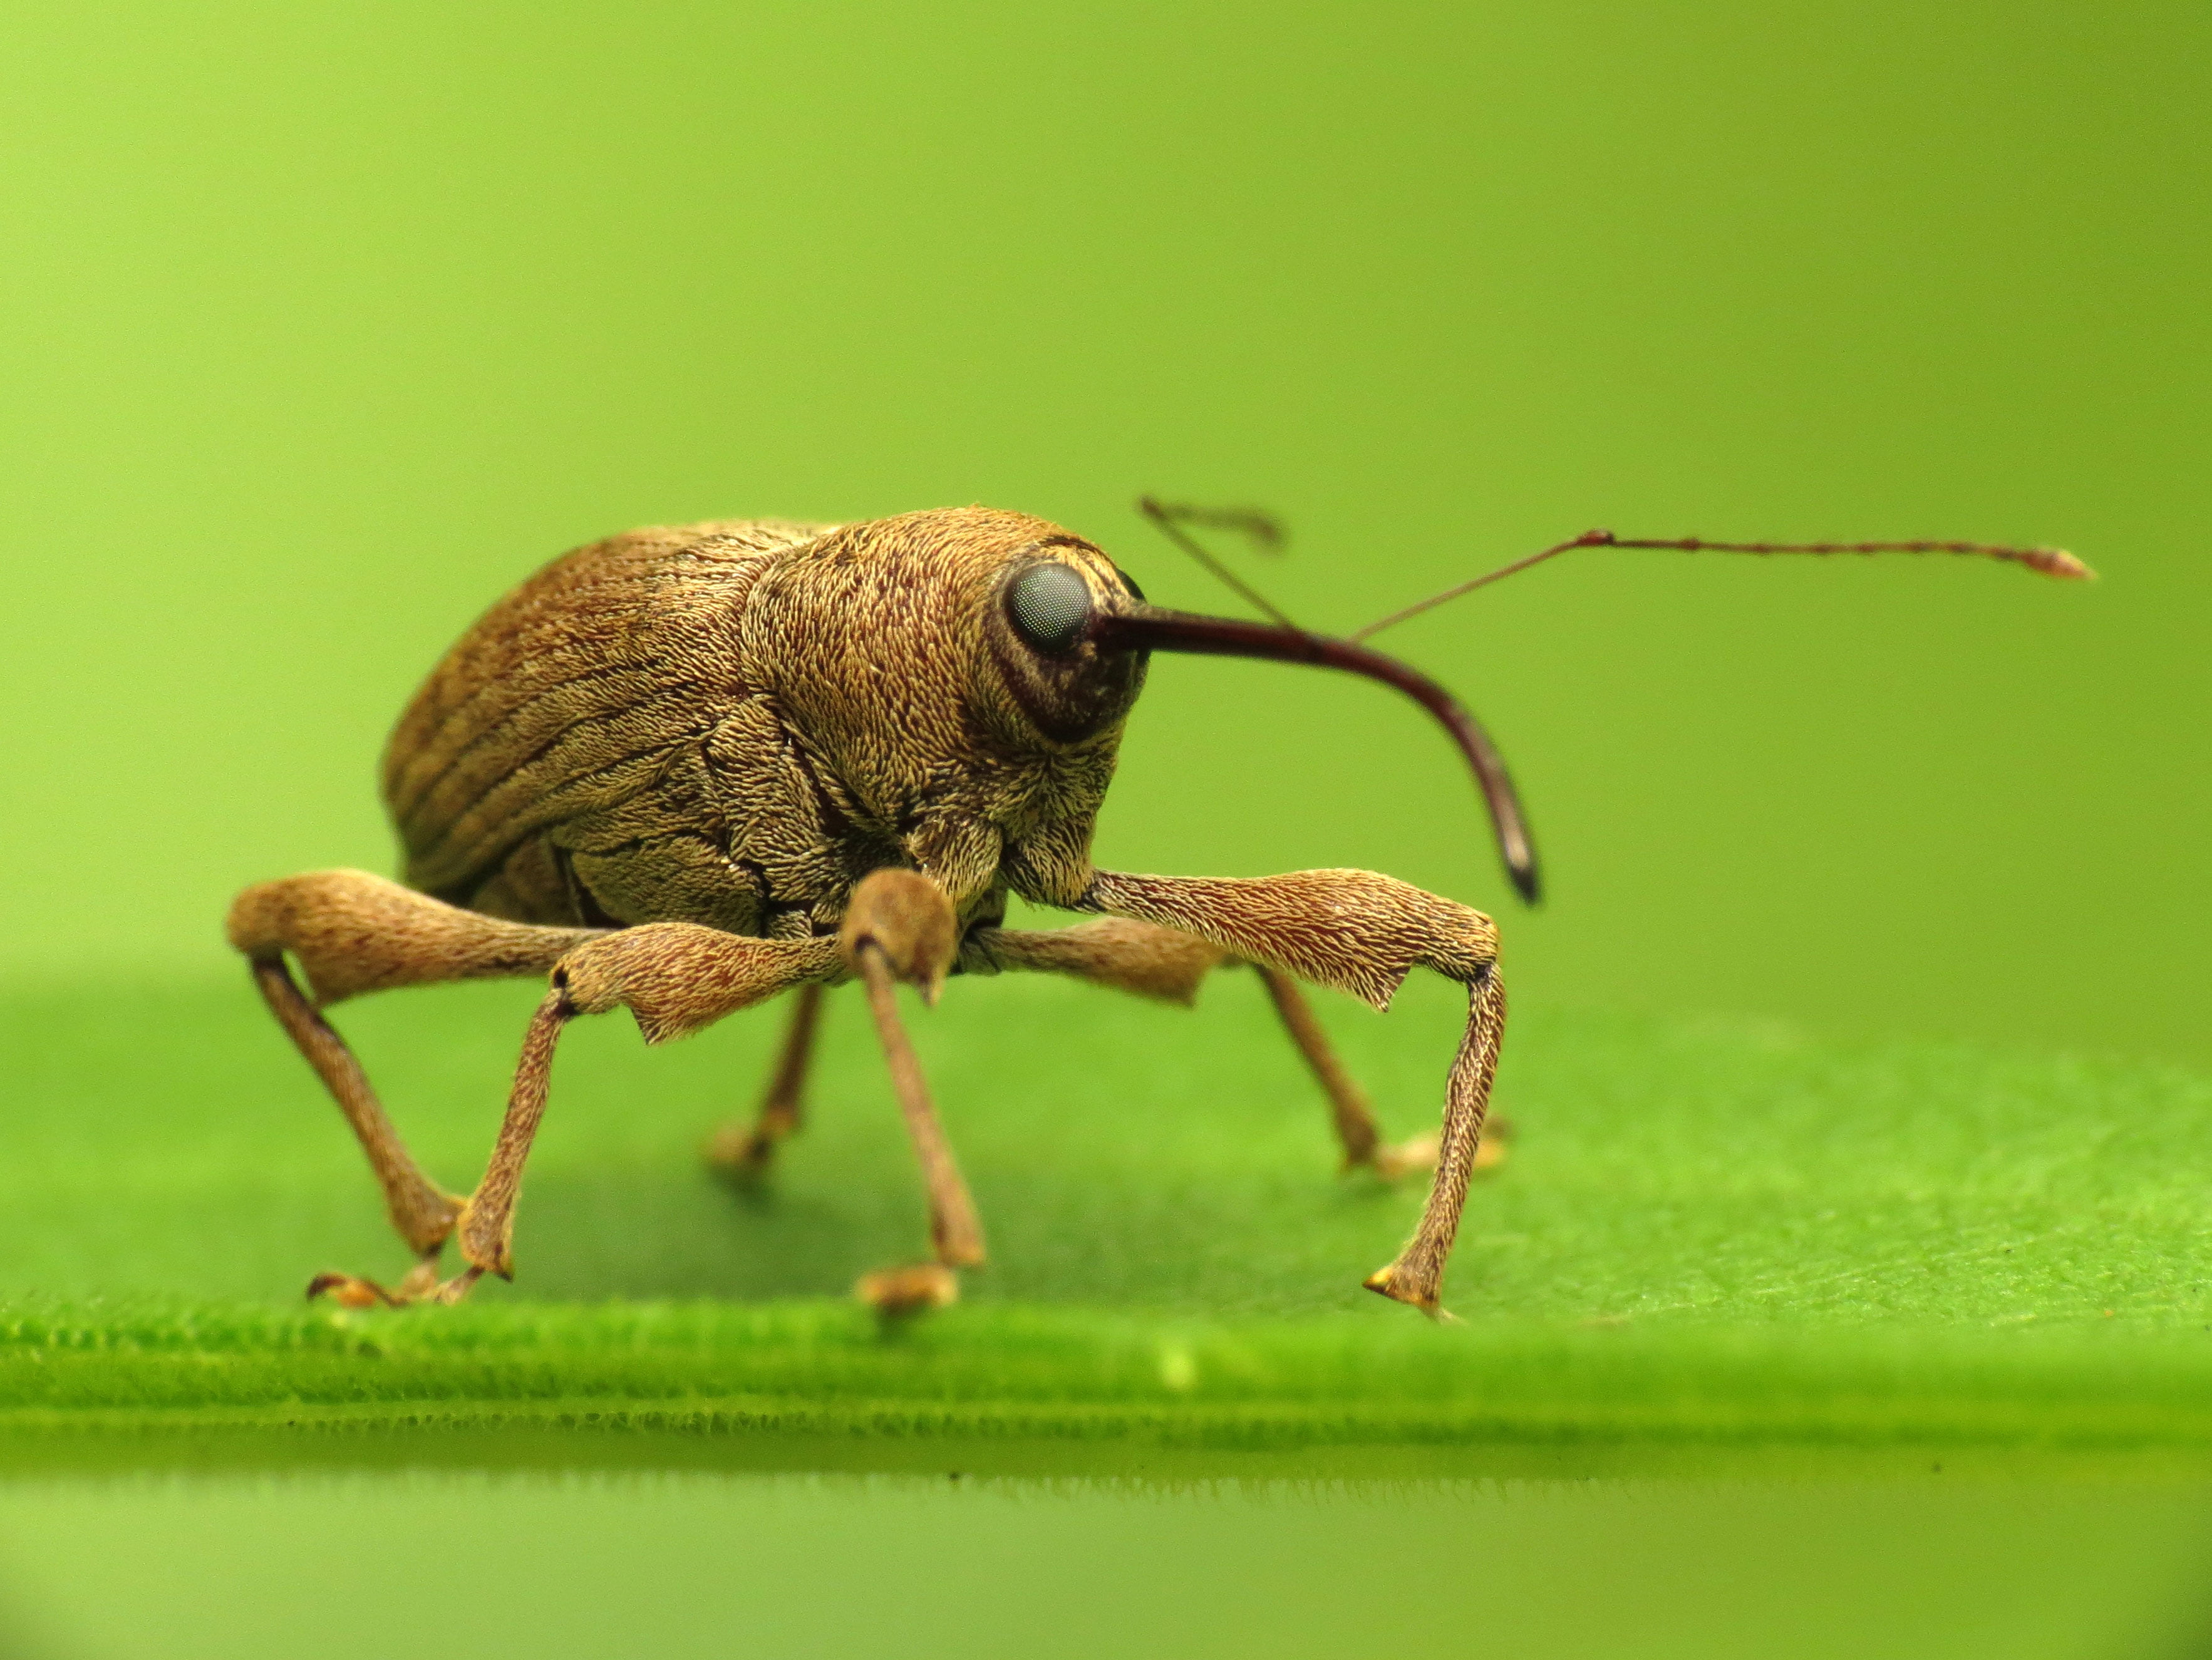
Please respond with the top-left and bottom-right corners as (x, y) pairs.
(745, 504), (1539, 902)
(743, 507), (1153, 816)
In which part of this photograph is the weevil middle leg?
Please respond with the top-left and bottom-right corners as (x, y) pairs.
(969, 916), (1500, 1180)
(701, 982), (827, 1182)
(416, 921), (845, 1304)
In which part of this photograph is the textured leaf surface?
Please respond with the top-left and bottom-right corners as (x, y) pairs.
(4, 970), (2208, 1452)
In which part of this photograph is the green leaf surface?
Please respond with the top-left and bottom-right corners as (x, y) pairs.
(4, 968), (2209, 1456)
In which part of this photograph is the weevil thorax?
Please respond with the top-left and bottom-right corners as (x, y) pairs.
(740, 507), (1145, 890)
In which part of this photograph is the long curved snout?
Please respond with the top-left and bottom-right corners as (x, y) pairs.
(1088, 605), (1541, 904)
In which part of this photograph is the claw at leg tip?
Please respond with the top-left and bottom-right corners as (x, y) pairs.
(857, 1263), (960, 1320)
(703, 1128), (776, 1185)
(1363, 1265), (1447, 1319)
(1370, 1133), (1442, 1181)
(306, 1272), (397, 1310)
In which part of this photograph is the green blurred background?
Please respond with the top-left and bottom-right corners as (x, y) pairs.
(2, 6), (2208, 1655)
(3, 0), (2204, 1066)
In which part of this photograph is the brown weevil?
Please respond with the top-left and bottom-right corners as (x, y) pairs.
(227, 503), (2087, 1315)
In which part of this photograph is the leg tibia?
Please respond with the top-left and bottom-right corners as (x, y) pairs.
(839, 869), (987, 1302)
(1365, 965), (1506, 1312)
(453, 986), (572, 1280)
(704, 983), (827, 1179)
(1255, 965), (1387, 1171)
(248, 956), (462, 1255)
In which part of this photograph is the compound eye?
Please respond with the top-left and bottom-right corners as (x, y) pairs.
(1006, 563), (1094, 656)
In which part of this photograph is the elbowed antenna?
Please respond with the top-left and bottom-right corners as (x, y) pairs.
(1089, 606), (1541, 904)
(1135, 495), (1299, 629)
(1353, 530), (2093, 643)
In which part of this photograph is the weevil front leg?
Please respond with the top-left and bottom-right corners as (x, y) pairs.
(837, 869), (987, 1317)
(1254, 964), (1494, 1180)
(1077, 867), (1505, 1315)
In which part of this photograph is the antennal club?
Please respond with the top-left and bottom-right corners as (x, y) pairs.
(1351, 530), (2094, 643)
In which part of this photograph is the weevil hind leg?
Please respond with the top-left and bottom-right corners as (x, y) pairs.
(324, 925), (841, 1308)
(703, 982), (826, 1184)
(227, 870), (603, 1302)
(231, 869), (842, 1309)
(247, 952), (464, 1295)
